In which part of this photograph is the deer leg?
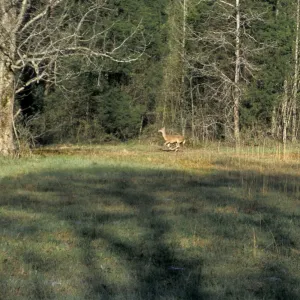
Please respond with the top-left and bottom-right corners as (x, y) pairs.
(169, 143), (178, 151)
(164, 142), (175, 151)
(173, 142), (181, 152)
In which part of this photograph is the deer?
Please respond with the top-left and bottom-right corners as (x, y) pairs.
(158, 127), (185, 151)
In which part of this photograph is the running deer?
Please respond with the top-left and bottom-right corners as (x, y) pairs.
(158, 127), (185, 151)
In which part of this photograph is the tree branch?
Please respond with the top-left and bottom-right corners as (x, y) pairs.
(14, 0), (29, 33)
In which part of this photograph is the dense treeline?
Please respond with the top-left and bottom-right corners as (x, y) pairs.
(3, 0), (300, 150)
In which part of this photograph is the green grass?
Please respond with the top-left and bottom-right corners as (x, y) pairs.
(0, 144), (300, 299)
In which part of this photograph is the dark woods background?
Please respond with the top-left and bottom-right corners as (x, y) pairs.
(15, 0), (300, 146)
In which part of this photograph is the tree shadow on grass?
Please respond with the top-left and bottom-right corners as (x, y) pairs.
(0, 163), (300, 299)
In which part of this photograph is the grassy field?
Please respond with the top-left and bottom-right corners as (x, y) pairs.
(0, 143), (300, 299)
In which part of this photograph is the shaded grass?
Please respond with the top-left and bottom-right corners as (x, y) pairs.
(0, 144), (300, 299)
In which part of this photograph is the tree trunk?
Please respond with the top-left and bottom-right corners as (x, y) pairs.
(271, 104), (279, 138)
(282, 79), (288, 156)
(233, 0), (241, 148)
(0, 2), (17, 155)
(0, 61), (15, 155)
(291, 0), (300, 142)
(180, 0), (187, 135)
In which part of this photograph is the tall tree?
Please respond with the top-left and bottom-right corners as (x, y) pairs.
(183, 0), (263, 142)
(233, 0), (241, 147)
(291, 0), (300, 142)
(158, 0), (188, 134)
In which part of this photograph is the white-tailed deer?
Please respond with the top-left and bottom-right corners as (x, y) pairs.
(158, 127), (185, 151)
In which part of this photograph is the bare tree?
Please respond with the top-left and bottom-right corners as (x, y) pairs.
(291, 0), (300, 142)
(282, 79), (289, 154)
(184, 0), (263, 144)
(0, 0), (145, 155)
(233, 0), (241, 147)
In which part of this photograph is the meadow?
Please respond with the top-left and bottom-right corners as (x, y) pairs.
(0, 143), (300, 299)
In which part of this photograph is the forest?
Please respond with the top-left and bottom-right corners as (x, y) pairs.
(1, 0), (300, 154)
